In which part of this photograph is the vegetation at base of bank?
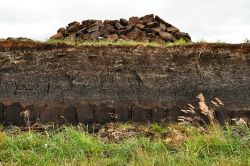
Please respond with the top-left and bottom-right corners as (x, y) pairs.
(0, 122), (249, 166)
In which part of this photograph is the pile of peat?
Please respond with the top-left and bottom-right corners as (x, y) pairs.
(50, 14), (191, 43)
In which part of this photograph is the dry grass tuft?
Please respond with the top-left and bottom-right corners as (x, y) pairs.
(179, 93), (224, 126)
(0, 131), (6, 146)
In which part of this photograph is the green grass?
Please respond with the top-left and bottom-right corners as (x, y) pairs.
(0, 124), (249, 166)
(46, 38), (188, 47)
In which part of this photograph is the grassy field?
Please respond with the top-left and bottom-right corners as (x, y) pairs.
(0, 123), (249, 166)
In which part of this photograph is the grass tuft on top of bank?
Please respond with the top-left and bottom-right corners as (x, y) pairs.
(46, 38), (188, 47)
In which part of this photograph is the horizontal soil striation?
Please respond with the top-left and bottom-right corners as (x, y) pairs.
(0, 40), (250, 125)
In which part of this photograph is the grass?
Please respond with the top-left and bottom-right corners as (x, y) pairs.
(0, 123), (249, 166)
(46, 38), (188, 47)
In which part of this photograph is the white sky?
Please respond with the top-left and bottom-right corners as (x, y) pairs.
(0, 0), (249, 43)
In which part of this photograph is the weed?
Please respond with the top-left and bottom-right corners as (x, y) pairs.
(150, 123), (167, 133)
(179, 93), (225, 126)
(243, 38), (250, 43)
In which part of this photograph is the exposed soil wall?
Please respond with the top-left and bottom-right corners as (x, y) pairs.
(0, 40), (250, 125)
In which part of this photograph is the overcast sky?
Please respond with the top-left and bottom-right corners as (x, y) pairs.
(0, 0), (249, 43)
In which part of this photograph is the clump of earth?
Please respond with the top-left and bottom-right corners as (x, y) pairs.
(50, 14), (191, 43)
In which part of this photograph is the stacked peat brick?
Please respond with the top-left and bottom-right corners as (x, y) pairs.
(50, 14), (191, 43)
